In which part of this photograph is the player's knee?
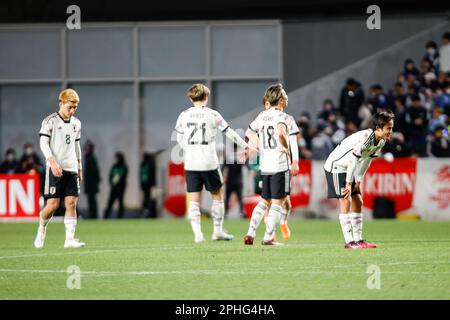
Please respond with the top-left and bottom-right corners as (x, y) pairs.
(65, 199), (77, 210)
(46, 200), (60, 213)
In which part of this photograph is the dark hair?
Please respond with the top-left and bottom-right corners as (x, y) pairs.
(425, 41), (437, 49)
(411, 93), (421, 102)
(115, 152), (126, 165)
(443, 32), (450, 41)
(371, 110), (395, 130)
(264, 83), (286, 106)
(371, 84), (383, 91)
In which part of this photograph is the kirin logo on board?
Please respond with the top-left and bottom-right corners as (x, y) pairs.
(0, 175), (40, 217)
(362, 157), (417, 213)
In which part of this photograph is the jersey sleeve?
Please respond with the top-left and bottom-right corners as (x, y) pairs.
(214, 111), (230, 132)
(288, 116), (300, 135)
(39, 118), (53, 138)
(174, 112), (184, 134)
(248, 117), (260, 133)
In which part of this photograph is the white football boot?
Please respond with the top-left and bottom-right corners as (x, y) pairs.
(212, 230), (234, 241)
(64, 239), (86, 248)
(34, 225), (47, 249)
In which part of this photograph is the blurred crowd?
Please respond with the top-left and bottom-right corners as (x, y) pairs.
(296, 32), (450, 159)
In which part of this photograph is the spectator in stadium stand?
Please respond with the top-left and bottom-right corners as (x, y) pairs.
(429, 106), (448, 132)
(311, 120), (334, 160)
(403, 58), (420, 77)
(368, 84), (389, 111)
(296, 112), (313, 159)
(223, 143), (245, 217)
(389, 82), (407, 107)
(19, 142), (43, 174)
(392, 97), (409, 136)
(104, 152), (128, 219)
(430, 125), (450, 157)
(423, 40), (440, 74)
(317, 99), (338, 122)
(339, 78), (365, 127)
(439, 32), (450, 74)
(418, 59), (433, 88)
(406, 94), (429, 157)
(0, 148), (20, 174)
(345, 120), (358, 137)
(435, 82), (450, 117)
(383, 132), (412, 158)
(83, 140), (101, 219)
(139, 152), (157, 218)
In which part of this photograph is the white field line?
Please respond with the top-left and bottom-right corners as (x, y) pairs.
(0, 268), (449, 278)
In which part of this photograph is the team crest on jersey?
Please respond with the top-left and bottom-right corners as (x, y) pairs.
(72, 124), (77, 132)
(58, 126), (62, 130)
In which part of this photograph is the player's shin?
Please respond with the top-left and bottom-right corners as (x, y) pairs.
(350, 212), (363, 242)
(64, 217), (77, 241)
(339, 213), (354, 244)
(188, 201), (203, 242)
(247, 201), (267, 237)
(211, 199), (225, 234)
(263, 204), (282, 241)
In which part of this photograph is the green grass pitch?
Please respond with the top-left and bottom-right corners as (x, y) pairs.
(0, 218), (449, 300)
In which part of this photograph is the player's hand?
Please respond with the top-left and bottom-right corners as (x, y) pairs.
(341, 183), (352, 200)
(290, 161), (299, 176)
(78, 169), (83, 183)
(48, 157), (63, 177)
(239, 148), (249, 163)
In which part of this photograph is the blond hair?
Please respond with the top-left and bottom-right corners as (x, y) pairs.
(187, 84), (210, 102)
(59, 89), (80, 103)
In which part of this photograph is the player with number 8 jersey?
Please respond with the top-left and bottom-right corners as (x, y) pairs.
(34, 88), (85, 249)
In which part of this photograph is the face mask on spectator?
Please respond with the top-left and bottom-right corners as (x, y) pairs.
(25, 147), (33, 156)
(6, 154), (15, 162)
(427, 48), (436, 55)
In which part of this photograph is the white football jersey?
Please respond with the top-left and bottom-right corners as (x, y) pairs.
(249, 107), (290, 174)
(175, 106), (229, 171)
(39, 112), (81, 173)
(324, 128), (385, 174)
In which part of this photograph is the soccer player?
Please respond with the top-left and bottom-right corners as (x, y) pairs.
(324, 110), (394, 249)
(244, 96), (299, 244)
(34, 88), (85, 249)
(175, 84), (249, 243)
(244, 84), (295, 245)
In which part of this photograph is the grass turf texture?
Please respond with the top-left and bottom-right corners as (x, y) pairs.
(0, 219), (449, 300)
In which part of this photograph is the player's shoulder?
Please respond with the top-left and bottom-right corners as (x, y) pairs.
(42, 112), (58, 124)
(357, 128), (374, 140)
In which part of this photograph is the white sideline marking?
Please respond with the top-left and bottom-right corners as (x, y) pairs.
(0, 244), (198, 260)
(0, 268), (448, 278)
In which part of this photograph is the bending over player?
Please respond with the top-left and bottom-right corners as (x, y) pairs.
(175, 84), (249, 243)
(324, 110), (394, 249)
(34, 89), (85, 249)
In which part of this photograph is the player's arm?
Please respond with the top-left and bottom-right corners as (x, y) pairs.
(277, 122), (289, 151)
(343, 137), (367, 198)
(174, 113), (185, 149)
(39, 120), (62, 177)
(224, 127), (248, 149)
(289, 133), (299, 176)
(355, 158), (371, 183)
(75, 137), (82, 182)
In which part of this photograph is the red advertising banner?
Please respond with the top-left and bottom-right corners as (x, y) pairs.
(0, 174), (40, 218)
(290, 159), (312, 208)
(362, 157), (417, 213)
(163, 162), (186, 217)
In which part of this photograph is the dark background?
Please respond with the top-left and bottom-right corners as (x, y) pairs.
(1, 0), (448, 23)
